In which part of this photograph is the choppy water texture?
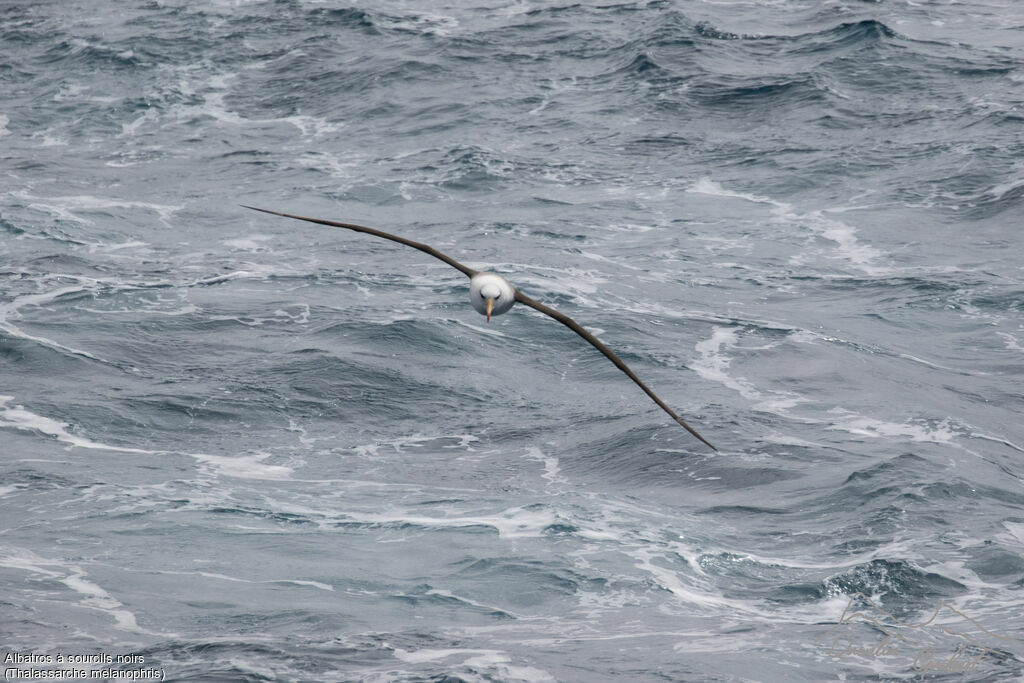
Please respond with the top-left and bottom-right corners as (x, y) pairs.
(2, 1), (1024, 680)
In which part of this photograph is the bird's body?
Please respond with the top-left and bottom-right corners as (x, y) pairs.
(242, 205), (718, 451)
(469, 272), (516, 321)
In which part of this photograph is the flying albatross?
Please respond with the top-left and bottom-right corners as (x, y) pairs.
(242, 206), (717, 452)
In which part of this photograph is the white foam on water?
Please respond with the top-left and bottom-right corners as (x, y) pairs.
(374, 11), (461, 37)
(688, 177), (886, 274)
(606, 222), (655, 233)
(153, 569), (332, 591)
(392, 647), (556, 682)
(191, 452), (293, 480)
(22, 199), (91, 225)
(0, 547), (63, 579)
(692, 322), (965, 449)
(810, 209), (884, 269)
(689, 177), (782, 206)
(981, 174), (1024, 201)
(86, 239), (151, 254)
(496, 262), (602, 298)
(392, 647), (492, 664)
(352, 433), (480, 459)
(454, 318), (508, 337)
(628, 546), (766, 618)
(293, 150), (362, 178)
(969, 431), (1024, 454)
(896, 351), (976, 374)
(528, 97), (550, 115)
(30, 130), (67, 147)
(15, 191), (182, 224)
(353, 504), (558, 539)
(0, 484), (26, 497)
(719, 539), (926, 574)
(172, 72), (348, 140)
(286, 418), (317, 446)
(571, 524), (623, 543)
(183, 259), (316, 287)
(425, 588), (508, 614)
(996, 331), (1023, 353)
(0, 393), (301, 480)
(691, 326), (807, 414)
(282, 115), (345, 138)
(198, 90), (247, 125)
(1002, 522), (1024, 545)
(522, 446), (564, 485)
(79, 301), (198, 318)
(0, 282), (109, 361)
(758, 433), (827, 449)
(191, 269), (264, 286)
(61, 571), (144, 631)
(119, 108), (159, 137)
(826, 409), (957, 444)
(222, 234), (273, 251)
(0, 395), (152, 453)
(787, 329), (818, 344)
(274, 303), (310, 324)
(463, 653), (556, 683)
(580, 250), (644, 271)
(0, 548), (151, 633)
(0, 114), (9, 136)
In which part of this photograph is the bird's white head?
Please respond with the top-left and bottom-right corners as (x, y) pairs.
(470, 272), (516, 322)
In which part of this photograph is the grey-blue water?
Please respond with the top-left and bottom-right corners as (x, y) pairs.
(2, 1), (1023, 681)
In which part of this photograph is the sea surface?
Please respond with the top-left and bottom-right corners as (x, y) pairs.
(2, 1), (1024, 681)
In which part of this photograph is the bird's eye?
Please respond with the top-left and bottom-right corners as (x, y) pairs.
(494, 293), (501, 299)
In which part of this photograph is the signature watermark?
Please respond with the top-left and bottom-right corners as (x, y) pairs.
(815, 593), (1020, 679)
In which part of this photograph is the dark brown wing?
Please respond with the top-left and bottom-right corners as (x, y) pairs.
(241, 206), (479, 278)
(514, 290), (717, 452)
(243, 205), (715, 449)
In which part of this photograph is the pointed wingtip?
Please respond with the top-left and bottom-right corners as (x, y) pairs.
(675, 416), (718, 452)
(696, 428), (718, 452)
(240, 204), (274, 215)
(698, 439), (718, 453)
(695, 433), (720, 453)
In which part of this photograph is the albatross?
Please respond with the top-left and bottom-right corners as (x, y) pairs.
(242, 206), (717, 452)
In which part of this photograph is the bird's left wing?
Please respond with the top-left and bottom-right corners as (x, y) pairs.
(241, 206), (479, 278)
(513, 290), (717, 452)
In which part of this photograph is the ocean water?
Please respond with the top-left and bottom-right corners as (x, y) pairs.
(2, 0), (1023, 680)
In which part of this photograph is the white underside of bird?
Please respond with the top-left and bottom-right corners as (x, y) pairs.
(469, 272), (516, 322)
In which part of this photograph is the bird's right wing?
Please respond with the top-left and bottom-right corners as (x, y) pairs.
(514, 289), (717, 452)
(242, 206), (479, 278)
